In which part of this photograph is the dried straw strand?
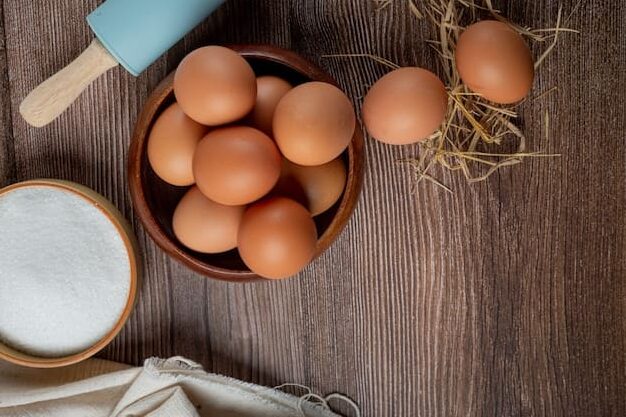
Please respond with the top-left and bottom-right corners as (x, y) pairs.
(399, 0), (573, 191)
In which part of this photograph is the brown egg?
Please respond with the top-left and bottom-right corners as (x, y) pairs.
(238, 197), (317, 279)
(275, 158), (347, 216)
(455, 20), (534, 104)
(174, 46), (256, 125)
(147, 102), (207, 186)
(249, 76), (292, 135)
(193, 126), (281, 206)
(273, 81), (355, 166)
(362, 67), (448, 145)
(172, 186), (245, 253)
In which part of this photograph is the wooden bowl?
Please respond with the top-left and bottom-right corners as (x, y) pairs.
(128, 45), (364, 282)
(0, 179), (140, 368)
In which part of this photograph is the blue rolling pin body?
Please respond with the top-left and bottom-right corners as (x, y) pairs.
(87, 0), (225, 75)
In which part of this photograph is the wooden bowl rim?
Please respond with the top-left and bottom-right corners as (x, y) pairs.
(0, 179), (140, 368)
(128, 44), (365, 282)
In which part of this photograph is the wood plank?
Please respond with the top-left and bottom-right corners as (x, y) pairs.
(0, 0), (16, 185)
(1, 0), (624, 416)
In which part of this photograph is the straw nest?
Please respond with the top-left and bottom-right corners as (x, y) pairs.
(326, 0), (578, 192)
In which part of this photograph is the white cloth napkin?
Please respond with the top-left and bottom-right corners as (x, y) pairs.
(0, 357), (343, 417)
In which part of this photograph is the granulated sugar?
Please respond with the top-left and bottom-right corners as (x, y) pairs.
(0, 186), (131, 357)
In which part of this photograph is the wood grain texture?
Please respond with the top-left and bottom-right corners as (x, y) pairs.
(0, 0), (14, 185)
(0, 0), (625, 416)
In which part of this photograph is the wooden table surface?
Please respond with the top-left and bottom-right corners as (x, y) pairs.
(1, 0), (624, 415)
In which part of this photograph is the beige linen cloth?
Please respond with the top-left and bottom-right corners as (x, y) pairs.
(0, 357), (344, 417)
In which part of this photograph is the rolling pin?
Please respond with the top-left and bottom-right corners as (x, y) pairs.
(20, 0), (226, 127)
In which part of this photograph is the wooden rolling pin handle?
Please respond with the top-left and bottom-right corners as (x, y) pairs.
(19, 39), (119, 128)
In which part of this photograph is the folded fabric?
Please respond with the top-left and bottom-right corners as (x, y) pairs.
(0, 357), (343, 417)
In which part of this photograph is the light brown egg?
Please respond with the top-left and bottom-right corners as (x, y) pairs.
(193, 126), (281, 206)
(273, 81), (355, 166)
(174, 46), (256, 125)
(455, 20), (534, 104)
(238, 197), (317, 279)
(249, 76), (292, 135)
(172, 186), (245, 253)
(274, 158), (347, 216)
(362, 67), (448, 145)
(147, 102), (207, 186)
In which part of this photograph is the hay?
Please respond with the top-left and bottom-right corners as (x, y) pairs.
(323, 0), (577, 192)
(402, 0), (573, 190)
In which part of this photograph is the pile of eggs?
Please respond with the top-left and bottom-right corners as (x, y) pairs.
(147, 46), (353, 280)
(148, 21), (532, 279)
(362, 20), (535, 145)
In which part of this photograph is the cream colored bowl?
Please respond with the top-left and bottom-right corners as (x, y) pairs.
(0, 179), (140, 368)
